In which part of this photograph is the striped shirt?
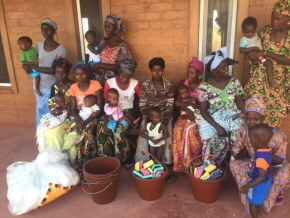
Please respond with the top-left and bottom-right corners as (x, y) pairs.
(139, 78), (174, 120)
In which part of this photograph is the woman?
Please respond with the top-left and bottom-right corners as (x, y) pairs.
(245, 0), (290, 127)
(135, 57), (174, 165)
(198, 47), (245, 166)
(97, 59), (140, 161)
(173, 57), (204, 173)
(70, 61), (103, 168)
(93, 14), (132, 85)
(24, 18), (66, 126)
(230, 96), (290, 214)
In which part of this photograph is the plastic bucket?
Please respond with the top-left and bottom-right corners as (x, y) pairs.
(187, 165), (226, 204)
(132, 162), (168, 201)
(83, 156), (121, 204)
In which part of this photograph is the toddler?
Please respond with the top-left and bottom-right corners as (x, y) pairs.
(18, 36), (42, 96)
(85, 30), (104, 80)
(177, 84), (201, 123)
(239, 17), (278, 89)
(50, 93), (69, 117)
(139, 107), (169, 161)
(240, 124), (273, 218)
(104, 88), (139, 133)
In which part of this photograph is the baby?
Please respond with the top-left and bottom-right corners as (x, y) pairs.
(70, 94), (100, 131)
(176, 84), (201, 123)
(239, 17), (278, 89)
(139, 107), (169, 161)
(240, 124), (273, 218)
(18, 36), (42, 96)
(50, 93), (69, 117)
(104, 88), (139, 133)
(85, 30), (104, 80)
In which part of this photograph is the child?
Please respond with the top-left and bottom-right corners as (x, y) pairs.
(18, 36), (42, 96)
(139, 106), (169, 161)
(85, 30), (103, 80)
(239, 17), (278, 89)
(176, 84), (201, 123)
(104, 88), (139, 133)
(240, 124), (273, 218)
(50, 93), (69, 117)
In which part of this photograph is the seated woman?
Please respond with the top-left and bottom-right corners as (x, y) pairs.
(93, 14), (132, 85)
(97, 59), (140, 162)
(135, 57), (174, 165)
(230, 96), (290, 214)
(198, 47), (245, 166)
(173, 57), (204, 173)
(69, 61), (103, 168)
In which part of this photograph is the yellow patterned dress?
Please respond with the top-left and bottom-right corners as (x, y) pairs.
(244, 25), (290, 127)
(230, 124), (290, 214)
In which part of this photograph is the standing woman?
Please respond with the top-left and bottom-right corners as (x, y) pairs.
(93, 14), (132, 85)
(135, 58), (174, 165)
(173, 58), (204, 173)
(245, 0), (290, 127)
(26, 18), (66, 126)
(97, 59), (140, 161)
(70, 61), (103, 168)
(198, 47), (245, 166)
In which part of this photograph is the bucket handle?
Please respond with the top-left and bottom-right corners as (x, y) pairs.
(80, 172), (117, 195)
(188, 154), (228, 175)
(143, 150), (162, 166)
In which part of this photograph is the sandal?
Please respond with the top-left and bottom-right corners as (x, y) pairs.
(166, 175), (178, 184)
(275, 191), (284, 206)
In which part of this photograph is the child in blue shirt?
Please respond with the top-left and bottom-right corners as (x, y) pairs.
(240, 123), (273, 218)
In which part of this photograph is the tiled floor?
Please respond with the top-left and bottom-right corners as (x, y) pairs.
(0, 125), (289, 218)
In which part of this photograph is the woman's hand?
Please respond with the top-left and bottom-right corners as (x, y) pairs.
(74, 115), (84, 127)
(76, 123), (85, 135)
(103, 125), (112, 135)
(240, 185), (249, 194)
(248, 50), (265, 61)
(22, 65), (32, 74)
(186, 109), (196, 121)
(216, 126), (228, 137)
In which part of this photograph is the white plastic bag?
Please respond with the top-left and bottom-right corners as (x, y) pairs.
(7, 148), (79, 216)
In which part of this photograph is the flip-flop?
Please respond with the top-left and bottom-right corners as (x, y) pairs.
(166, 175), (178, 184)
(275, 192), (284, 206)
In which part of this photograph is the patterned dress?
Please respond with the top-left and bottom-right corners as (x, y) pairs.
(244, 25), (290, 127)
(230, 124), (290, 214)
(198, 77), (244, 166)
(173, 79), (202, 172)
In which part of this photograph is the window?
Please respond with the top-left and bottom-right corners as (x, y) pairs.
(198, 0), (238, 77)
(0, 31), (10, 84)
(76, 0), (104, 61)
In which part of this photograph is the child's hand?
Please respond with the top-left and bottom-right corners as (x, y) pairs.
(233, 112), (246, 121)
(240, 185), (249, 194)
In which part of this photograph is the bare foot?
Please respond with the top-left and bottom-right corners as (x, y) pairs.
(268, 79), (279, 90)
(258, 206), (266, 216)
(36, 89), (43, 96)
(133, 117), (141, 125)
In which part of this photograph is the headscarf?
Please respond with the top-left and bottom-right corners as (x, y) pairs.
(273, 0), (290, 17)
(119, 59), (138, 75)
(204, 46), (239, 71)
(52, 56), (72, 73)
(41, 18), (58, 33)
(74, 60), (91, 72)
(245, 96), (267, 116)
(149, 58), (165, 69)
(188, 57), (204, 74)
(105, 14), (124, 33)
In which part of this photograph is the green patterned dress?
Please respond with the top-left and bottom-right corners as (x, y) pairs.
(198, 77), (244, 166)
(244, 25), (290, 127)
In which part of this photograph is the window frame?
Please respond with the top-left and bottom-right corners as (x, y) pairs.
(0, 1), (18, 93)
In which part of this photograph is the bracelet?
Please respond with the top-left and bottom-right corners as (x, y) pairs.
(264, 50), (267, 56)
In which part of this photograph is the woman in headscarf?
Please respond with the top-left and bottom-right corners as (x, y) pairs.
(24, 18), (66, 127)
(198, 47), (245, 166)
(172, 57), (204, 174)
(245, 0), (290, 128)
(93, 14), (132, 85)
(230, 96), (290, 214)
(96, 59), (140, 161)
(135, 57), (174, 166)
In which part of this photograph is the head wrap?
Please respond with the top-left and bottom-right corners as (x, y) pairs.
(149, 58), (165, 69)
(188, 57), (204, 74)
(245, 96), (267, 116)
(119, 59), (138, 75)
(41, 18), (57, 33)
(52, 56), (72, 73)
(105, 14), (124, 32)
(74, 60), (91, 72)
(273, 0), (290, 17)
